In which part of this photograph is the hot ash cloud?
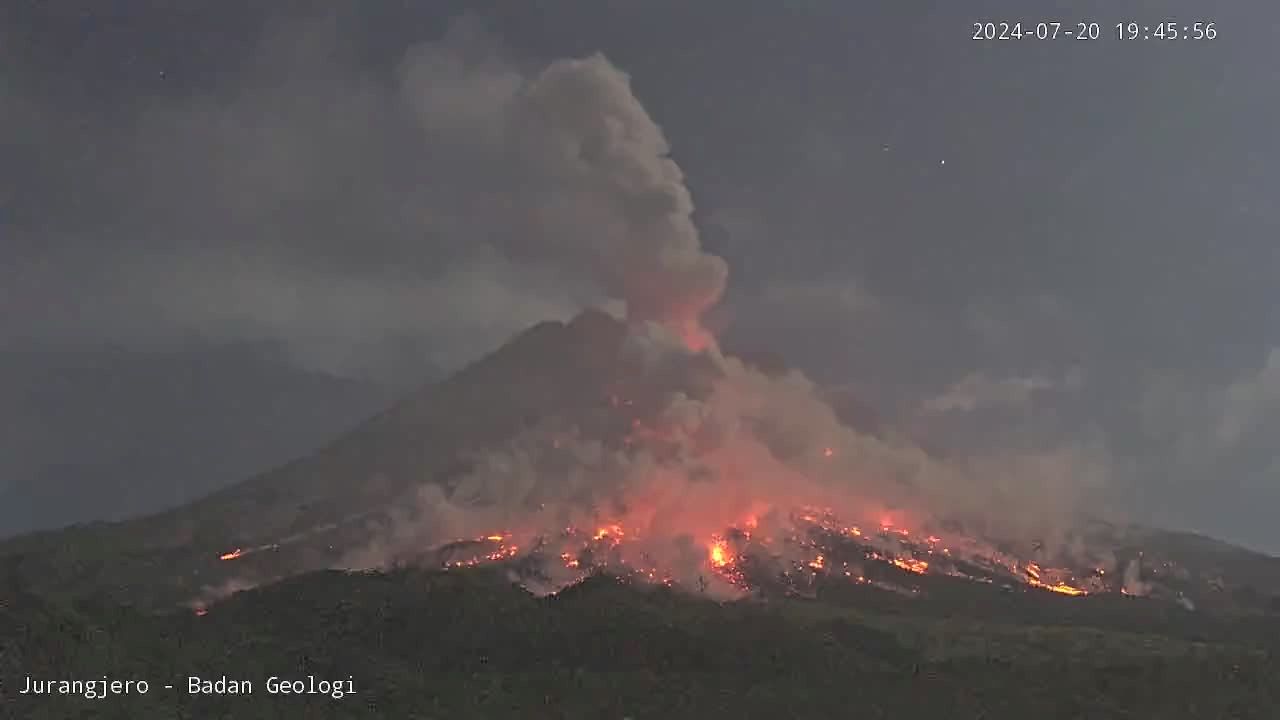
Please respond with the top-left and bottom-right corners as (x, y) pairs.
(336, 330), (1106, 599)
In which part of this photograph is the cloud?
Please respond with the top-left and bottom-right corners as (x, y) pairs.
(1130, 350), (1280, 552)
(2, 15), (724, 377)
(1141, 349), (1280, 461)
(1212, 348), (1280, 450)
(920, 370), (1080, 416)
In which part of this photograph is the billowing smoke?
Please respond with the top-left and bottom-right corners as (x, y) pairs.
(3, 15), (726, 378)
(398, 22), (730, 348)
(335, 324), (1111, 598)
(505, 54), (729, 346)
(1122, 557), (1152, 597)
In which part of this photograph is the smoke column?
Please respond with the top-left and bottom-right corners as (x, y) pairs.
(493, 49), (729, 348)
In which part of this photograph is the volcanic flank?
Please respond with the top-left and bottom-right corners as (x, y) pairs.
(2, 308), (1266, 617)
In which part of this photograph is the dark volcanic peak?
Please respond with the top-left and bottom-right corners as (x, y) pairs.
(2, 313), (1278, 618)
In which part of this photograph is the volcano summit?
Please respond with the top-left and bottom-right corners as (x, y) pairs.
(5, 310), (1277, 620)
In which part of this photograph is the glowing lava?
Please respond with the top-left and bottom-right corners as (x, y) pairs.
(891, 557), (929, 575)
(221, 504), (1093, 603)
(594, 524), (626, 542)
(709, 538), (732, 568)
(418, 509), (1094, 599)
(1024, 562), (1089, 596)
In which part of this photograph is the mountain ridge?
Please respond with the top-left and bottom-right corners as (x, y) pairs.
(2, 310), (1278, 616)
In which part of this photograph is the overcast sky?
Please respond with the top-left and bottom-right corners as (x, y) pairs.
(3, 1), (1278, 552)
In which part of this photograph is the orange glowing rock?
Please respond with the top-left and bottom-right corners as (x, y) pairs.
(219, 548), (244, 561)
(891, 557), (929, 575)
(709, 539), (732, 568)
(594, 524), (625, 541)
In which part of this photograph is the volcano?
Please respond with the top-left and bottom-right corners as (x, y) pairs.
(3, 310), (1278, 619)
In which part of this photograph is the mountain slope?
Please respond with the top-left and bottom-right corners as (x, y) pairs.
(2, 310), (1278, 617)
(0, 311), (641, 606)
(3, 566), (1278, 720)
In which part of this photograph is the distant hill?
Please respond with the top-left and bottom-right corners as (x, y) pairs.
(0, 345), (397, 538)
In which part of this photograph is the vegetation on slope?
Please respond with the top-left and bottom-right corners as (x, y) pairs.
(3, 566), (1277, 719)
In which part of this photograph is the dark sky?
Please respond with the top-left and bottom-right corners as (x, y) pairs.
(3, 1), (1278, 552)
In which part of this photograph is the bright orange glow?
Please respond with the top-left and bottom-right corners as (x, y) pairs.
(676, 322), (717, 353)
(1023, 562), (1087, 596)
(594, 524), (625, 541)
(891, 557), (929, 575)
(709, 539), (732, 568)
(230, 499), (1101, 600)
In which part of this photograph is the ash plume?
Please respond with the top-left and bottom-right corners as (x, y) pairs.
(504, 53), (729, 345)
(158, 18), (1116, 601)
(2, 15), (726, 377)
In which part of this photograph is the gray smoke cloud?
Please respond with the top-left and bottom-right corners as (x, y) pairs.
(2, 15), (725, 377)
(505, 54), (729, 339)
(1131, 350), (1280, 550)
